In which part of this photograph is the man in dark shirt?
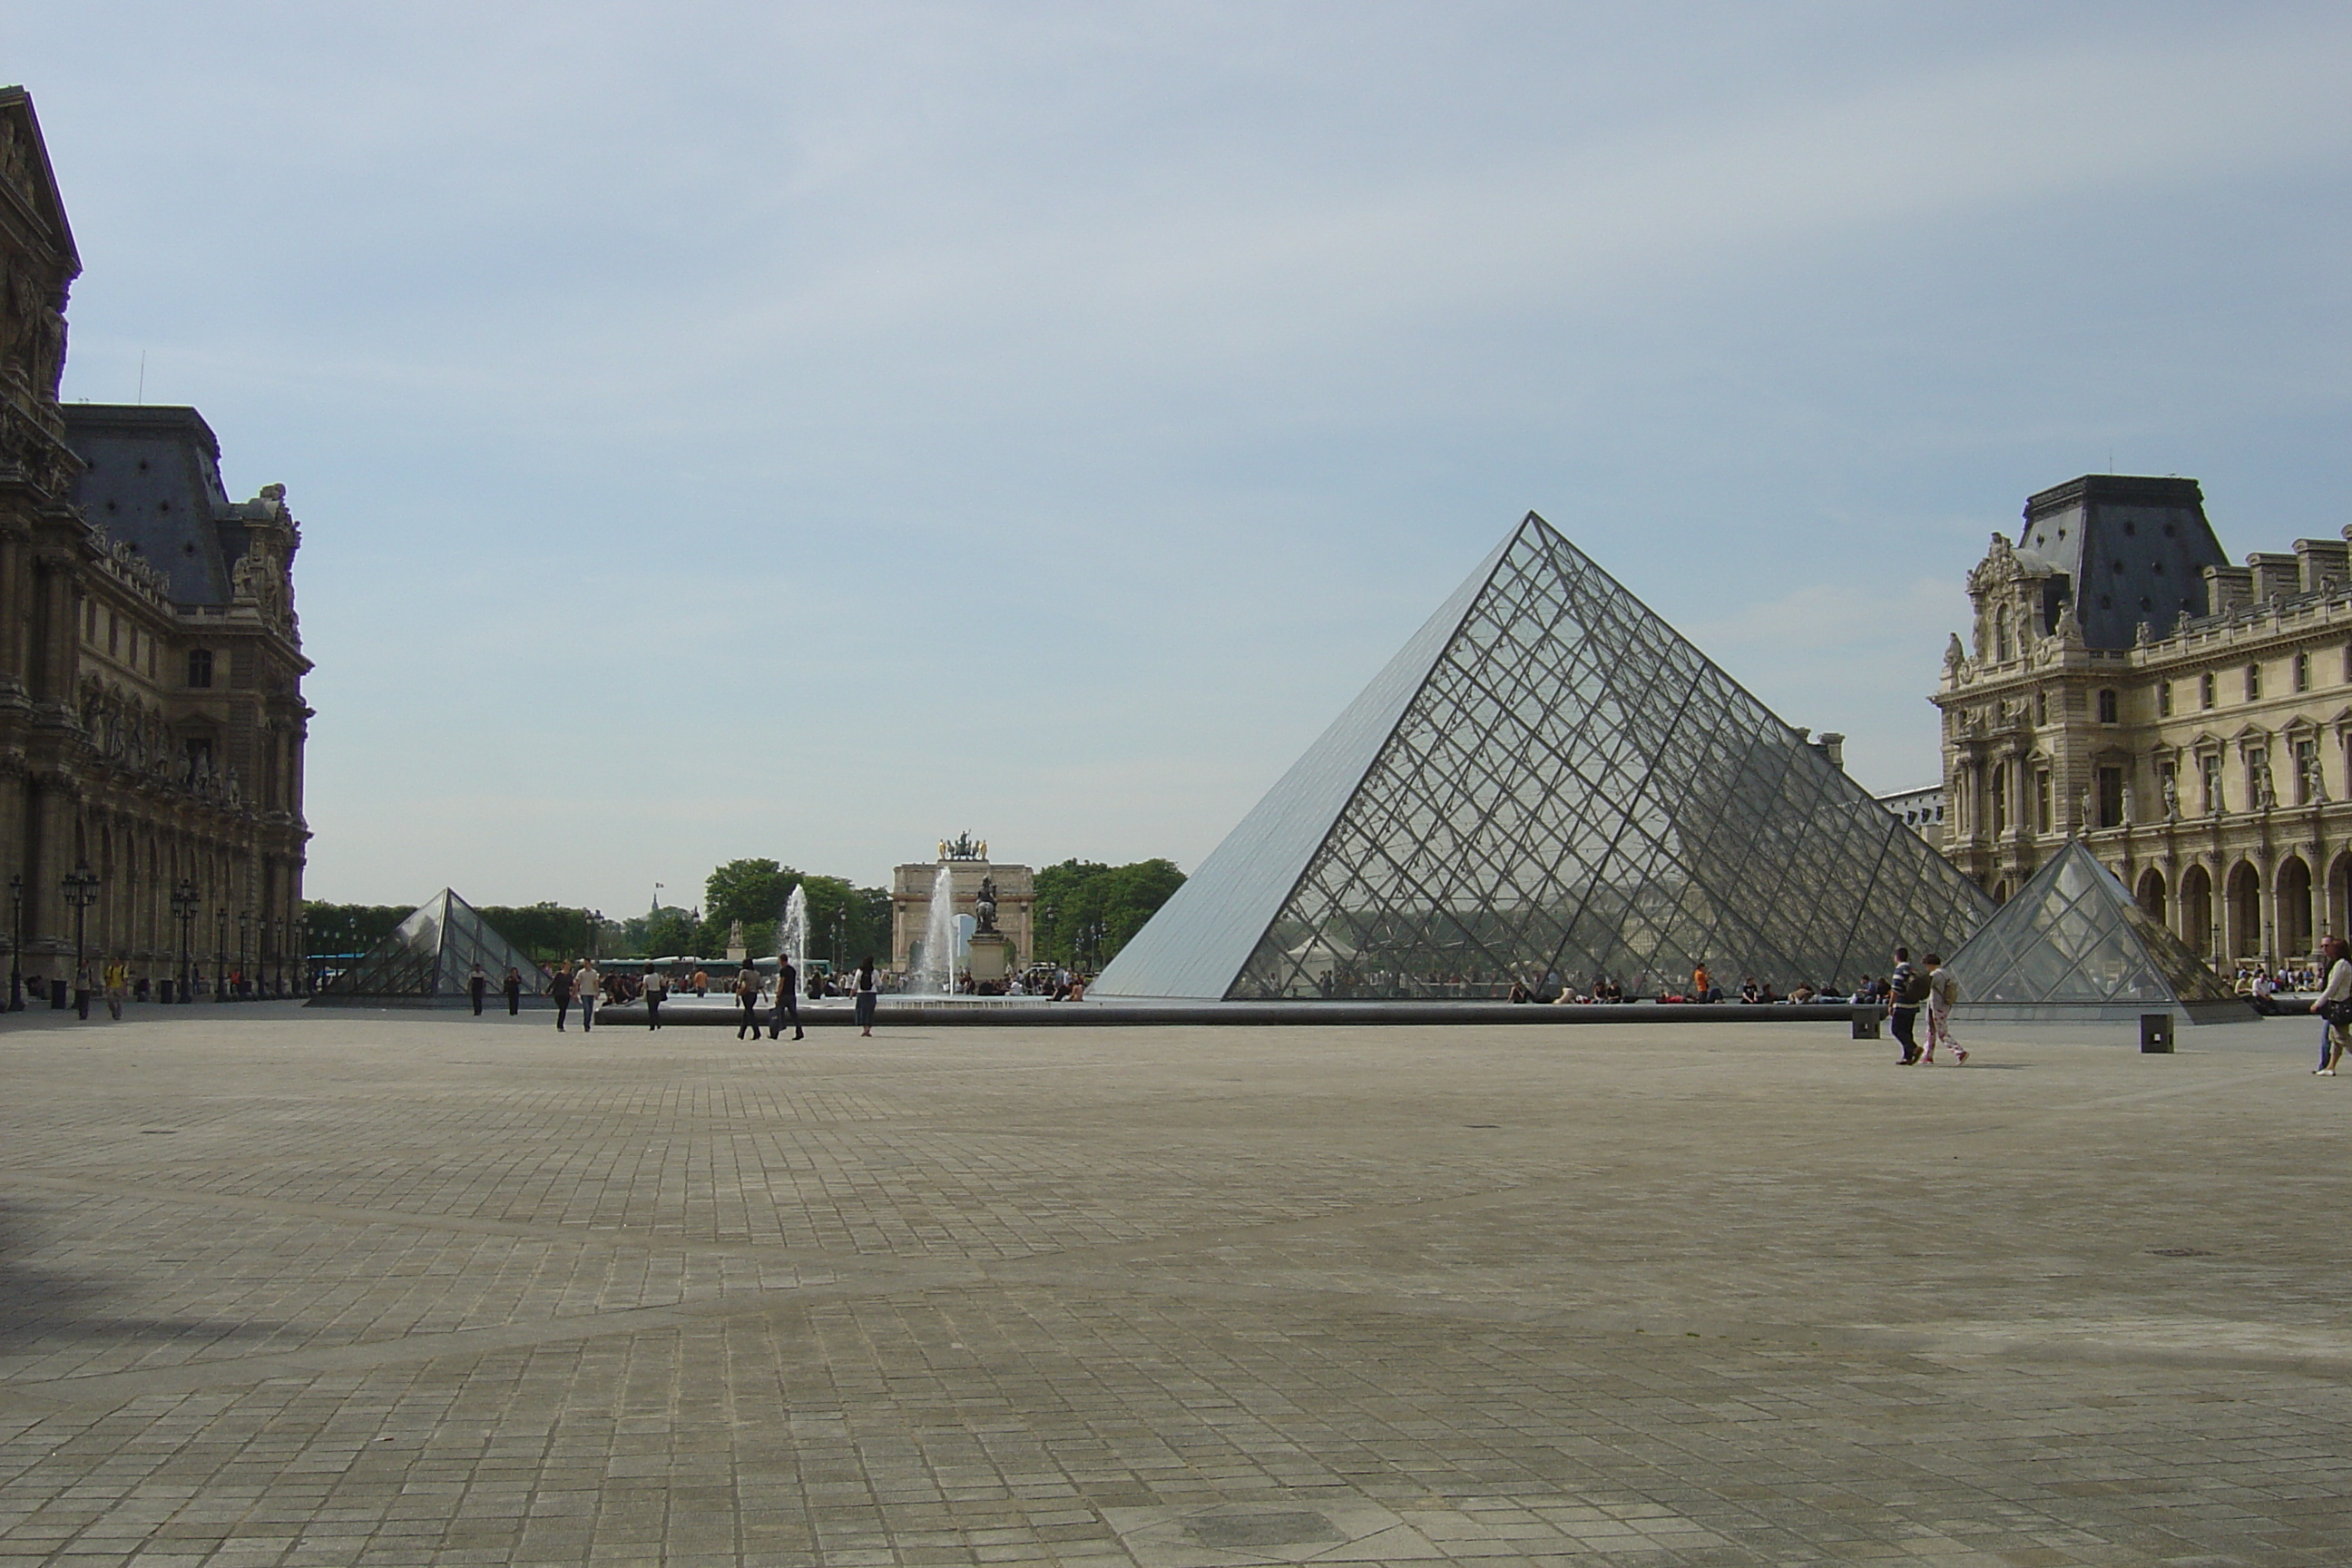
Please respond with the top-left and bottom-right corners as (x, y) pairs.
(1887, 946), (1926, 1065)
(769, 957), (804, 1040)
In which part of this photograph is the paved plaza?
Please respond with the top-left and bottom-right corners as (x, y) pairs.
(1, 1005), (2347, 1566)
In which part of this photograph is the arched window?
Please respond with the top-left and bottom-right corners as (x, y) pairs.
(2180, 864), (2214, 957)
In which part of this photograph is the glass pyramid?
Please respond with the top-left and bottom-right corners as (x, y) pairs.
(1943, 839), (2254, 1023)
(316, 889), (552, 1003)
(1097, 513), (1997, 1000)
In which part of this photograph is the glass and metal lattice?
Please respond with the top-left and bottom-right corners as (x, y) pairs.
(1097, 512), (1994, 1000)
(1943, 839), (2251, 1024)
(317, 889), (551, 1002)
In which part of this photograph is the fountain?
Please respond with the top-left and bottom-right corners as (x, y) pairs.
(925, 862), (958, 994)
(777, 884), (808, 985)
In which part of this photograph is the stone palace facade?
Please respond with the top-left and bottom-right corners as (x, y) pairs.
(0, 88), (310, 997)
(1936, 474), (2352, 971)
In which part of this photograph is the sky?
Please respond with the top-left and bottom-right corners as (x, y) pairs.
(7, 2), (2348, 911)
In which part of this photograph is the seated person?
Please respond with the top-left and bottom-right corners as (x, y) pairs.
(1739, 976), (1762, 1004)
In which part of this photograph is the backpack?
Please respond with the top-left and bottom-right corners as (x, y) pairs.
(1896, 967), (1933, 1005)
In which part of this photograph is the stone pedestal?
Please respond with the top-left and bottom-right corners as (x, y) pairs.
(967, 933), (1011, 983)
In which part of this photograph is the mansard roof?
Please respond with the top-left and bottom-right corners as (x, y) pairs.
(2011, 474), (2228, 652)
(62, 404), (248, 605)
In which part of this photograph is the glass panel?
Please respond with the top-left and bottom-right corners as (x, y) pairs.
(1100, 513), (1996, 998)
(1943, 841), (2241, 1011)
(321, 889), (552, 998)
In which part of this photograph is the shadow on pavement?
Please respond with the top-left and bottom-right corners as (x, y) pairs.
(0, 1199), (272, 1359)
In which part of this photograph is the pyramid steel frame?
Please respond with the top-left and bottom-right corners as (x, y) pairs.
(1944, 839), (2256, 1024)
(1097, 513), (1996, 1000)
(313, 889), (552, 1004)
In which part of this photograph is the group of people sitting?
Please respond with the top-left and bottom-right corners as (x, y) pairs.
(1496, 966), (1899, 1005)
(2234, 963), (2322, 1014)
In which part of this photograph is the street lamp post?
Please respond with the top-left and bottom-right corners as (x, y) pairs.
(293, 915), (309, 995)
(237, 910), (252, 999)
(169, 879), (198, 1002)
(6, 873), (23, 1012)
(214, 906), (228, 1003)
(60, 862), (100, 1021)
(586, 909), (603, 963)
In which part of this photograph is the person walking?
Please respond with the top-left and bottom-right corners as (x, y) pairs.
(733, 964), (762, 1039)
(1886, 946), (1926, 1065)
(692, 966), (709, 998)
(854, 956), (879, 1036)
(504, 965), (523, 1015)
(2311, 935), (2352, 1074)
(1921, 953), (1966, 1064)
(551, 963), (573, 1032)
(468, 963), (488, 1016)
(643, 964), (667, 1029)
(103, 956), (128, 1021)
(769, 955), (804, 1040)
(577, 959), (601, 1033)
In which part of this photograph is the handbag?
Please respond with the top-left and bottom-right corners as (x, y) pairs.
(2320, 997), (2352, 1026)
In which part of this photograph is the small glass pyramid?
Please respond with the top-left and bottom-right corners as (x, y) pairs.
(315, 890), (552, 1003)
(1097, 513), (1997, 999)
(1944, 840), (2255, 1023)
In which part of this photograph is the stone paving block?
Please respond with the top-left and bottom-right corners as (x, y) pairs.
(5, 1015), (2352, 1563)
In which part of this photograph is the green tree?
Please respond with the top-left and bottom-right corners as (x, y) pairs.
(475, 902), (594, 963)
(682, 861), (891, 966)
(705, 859), (796, 931)
(1032, 858), (1185, 970)
(1101, 858), (1186, 954)
(633, 906), (699, 957)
